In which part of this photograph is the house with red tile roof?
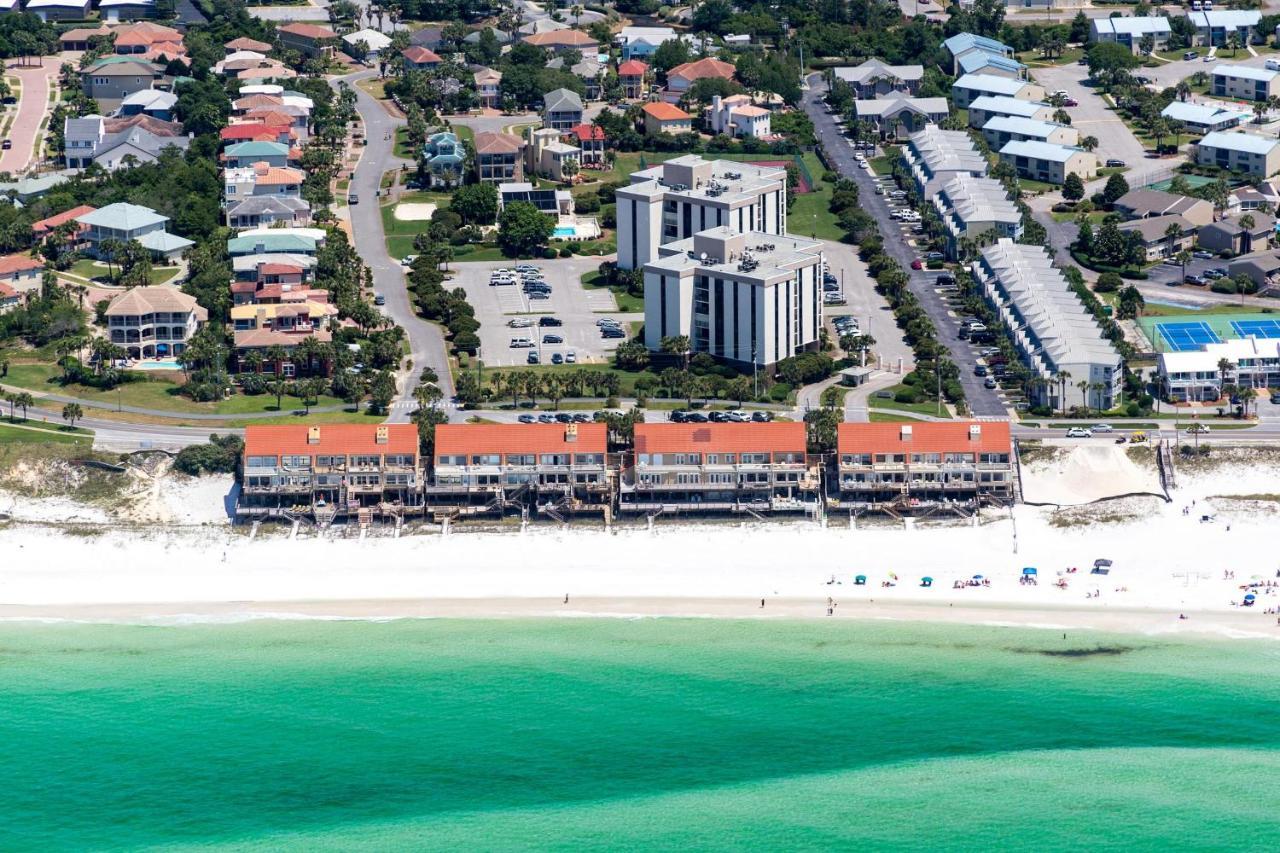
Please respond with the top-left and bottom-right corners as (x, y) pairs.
(402, 46), (442, 69)
(220, 123), (293, 146)
(625, 423), (820, 513)
(32, 205), (96, 242)
(618, 59), (648, 99)
(0, 254), (44, 293)
(564, 123), (605, 165)
(835, 421), (1013, 506)
(113, 22), (186, 62)
(239, 424), (422, 520)
(225, 37), (273, 55)
(642, 101), (692, 136)
(664, 57), (736, 103)
(0, 281), (18, 313)
(521, 29), (599, 54)
(431, 423), (611, 513)
(278, 23), (338, 58)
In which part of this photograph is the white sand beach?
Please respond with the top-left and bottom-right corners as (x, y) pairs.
(2, 448), (1280, 637)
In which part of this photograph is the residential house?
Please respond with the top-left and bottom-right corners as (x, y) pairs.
(525, 127), (581, 181)
(664, 57), (736, 103)
(854, 97), (950, 139)
(0, 174), (69, 203)
(117, 88), (178, 120)
(219, 122), (293, 147)
(408, 27), (444, 51)
(943, 32), (1015, 77)
(1158, 336), (1280, 402)
(429, 423), (611, 513)
(0, 254), (43, 294)
(113, 21), (187, 62)
(0, 282), (18, 313)
(832, 59), (924, 99)
(474, 67), (502, 108)
(1089, 15), (1172, 54)
(521, 29), (599, 54)
(231, 299), (337, 373)
(105, 286), (207, 359)
(542, 87), (584, 130)
(31, 205), (95, 246)
(23, 0), (91, 22)
(617, 25), (679, 60)
(835, 421), (1014, 506)
(90, 120), (192, 171)
(1117, 214), (1196, 261)
(642, 227), (824, 367)
(497, 183), (574, 217)
(342, 28), (392, 63)
(227, 232), (319, 257)
(976, 239), (1123, 410)
(950, 73), (1045, 109)
(564, 124), (605, 167)
(1228, 247), (1280, 288)
(230, 263), (313, 305)
(278, 23), (338, 58)
(81, 57), (163, 106)
(233, 253), (317, 279)
(59, 25), (113, 52)
(1188, 10), (1261, 47)
(76, 203), (193, 262)
(420, 130), (466, 187)
(981, 116), (1078, 149)
(622, 423), (820, 514)
(617, 155), (788, 270)
(225, 36), (273, 54)
(473, 131), (525, 184)
(1161, 100), (1249, 134)
(1195, 131), (1280, 177)
(707, 94), (772, 139)
(903, 127), (989, 196)
(238, 424), (422, 520)
(643, 101), (693, 136)
(224, 162), (306, 204)
(966, 95), (1055, 129)
(402, 46), (441, 70)
(998, 140), (1097, 184)
(98, 0), (157, 23)
(1197, 213), (1276, 255)
(224, 140), (291, 168)
(1114, 188), (1215, 228)
(955, 50), (1027, 79)
(216, 53), (296, 82)
(1211, 64), (1280, 101)
(932, 174), (1022, 261)
(225, 196), (312, 230)
(618, 59), (648, 99)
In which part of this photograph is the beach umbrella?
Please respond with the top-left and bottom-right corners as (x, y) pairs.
(889, 572), (898, 580)
(973, 574), (984, 580)
(1245, 593), (1257, 601)
(1094, 558), (1113, 568)
(1022, 567), (1038, 576)
(921, 577), (933, 586)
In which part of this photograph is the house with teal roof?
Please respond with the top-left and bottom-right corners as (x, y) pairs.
(224, 141), (291, 168)
(420, 131), (467, 188)
(227, 233), (319, 256)
(76, 202), (194, 261)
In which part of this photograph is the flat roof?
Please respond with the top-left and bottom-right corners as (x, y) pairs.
(968, 95), (1050, 117)
(1211, 63), (1278, 82)
(999, 140), (1087, 163)
(953, 73), (1029, 96)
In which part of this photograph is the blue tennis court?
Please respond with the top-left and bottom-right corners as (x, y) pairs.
(1158, 321), (1221, 352)
(1230, 318), (1280, 340)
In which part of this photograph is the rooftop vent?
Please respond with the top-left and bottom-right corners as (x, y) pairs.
(900, 425), (913, 440)
(969, 424), (982, 440)
(376, 426), (388, 445)
(565, 424), (578, 442)
(307, 426), (321, 444)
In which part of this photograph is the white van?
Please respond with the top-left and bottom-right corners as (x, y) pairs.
(1267, 59), (1280, 72)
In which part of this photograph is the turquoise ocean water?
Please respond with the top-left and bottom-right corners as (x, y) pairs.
(3, 618), (1280, 850)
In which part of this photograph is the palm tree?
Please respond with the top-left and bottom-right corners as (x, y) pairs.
(1164, 221), (1182, 259)
(1239, 213), (1256, 254)
(1239, 386), (1257, 418)
(544, 375), (566, 409)
(1217, 357), (1234, 399)
(14, 392), (33, 421)
(61, 402), (83, 428)
(1081, 135), (1099, 153)
(4, 392), (14, 421)
(1077, 379), (1091, 413)
(1176, 249), (1193, 283)
(269, 377), (288, 411)
(1227, 31), (1242, 57)
(1176, 81), (1191, 103)
(1254, 100), (1268, 125)
(1167, 120), (1184, 151)
(1057, 370), (1072, 415)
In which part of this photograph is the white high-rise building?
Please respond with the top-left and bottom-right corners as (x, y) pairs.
(643, 227), (823, 368)
(616, 155), (787, 270)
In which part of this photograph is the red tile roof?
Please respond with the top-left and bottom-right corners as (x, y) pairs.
(226, 37), (273, 52)
(279, 23), (337, 41)
(567, 122), (605, 141)
(0, 282), (16, 300)
(434, 423), (607, 458)
(0, 254), (44, 276)
(32, 205), (96, 236)
(220, 123), (291, 142)
(244, 424), (419, 458)
(642, 101), (691, 121)
(258, 263), (305, 275)
(523, 30), (598, 48)
(669, 57), (735, 83)
(402, 46), (441, 64)
(837, 421), (1012, 455)
(634, 423), (805, 455)
(618, 59), (648, 76)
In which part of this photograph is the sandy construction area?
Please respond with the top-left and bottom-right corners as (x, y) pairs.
(393, 202), (436, 221)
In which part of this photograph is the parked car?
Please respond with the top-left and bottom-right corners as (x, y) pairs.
(1193, 250), (1214, 260)
(542, 334), (563, 344)
(1210, 267), (1229, 278)
(1065, 427), (1093, 438)
(1064, 98), (1078, 106)
(509, 337), (533, 348)
(551, 353), (564, 364)
(1186, 423), (1209, 434)
(601, 327), (626, 339)
(537, 414), (555, 423)
(565, 351), (576, 363)
(1105, 159), (1125, 168)
(596, 318), (621, 327)
(983, 377), (998, 389)
(751, 411), (773, 422)
(347, 192), (358, 204)
(685, 412), (708, 422)
(573, 413), (592, 423)
(528, 291), (550, 300)
(518, 414), (537, 424)
(527, 351), (540, 364)
(1271, 393), (1280, 405)
(538, 316), (563, 327)
(925, 252), (944, 262)
(400, 255), (418, 267)
(974, 364), (988, 377)
(508, 317), (533, 328)
(911, 259), (923, 270)
(1183, 50), (1198, 60)
(555, 413), (573, 423)
(671, 410), (688, 422)
(373, 294), (385, 306)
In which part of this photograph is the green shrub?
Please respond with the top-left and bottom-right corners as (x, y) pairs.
(558, 247), (573, 258)
(894, 388), (920, 404)
(542, 247), (558, 259)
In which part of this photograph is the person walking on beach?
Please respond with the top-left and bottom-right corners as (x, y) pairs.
(563, 594), (569, 605)
(760, 598), (765, 608)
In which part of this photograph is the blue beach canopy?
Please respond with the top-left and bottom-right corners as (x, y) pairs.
(1023, 567), (1037, 575)
(922, 577), (933, 583)
(1245, 593), (1257, 601)
(973, 574), (984, 580)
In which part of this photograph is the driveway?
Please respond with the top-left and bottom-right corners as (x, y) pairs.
(801, 75), (1008, 418)
(0, 57), (58, 174)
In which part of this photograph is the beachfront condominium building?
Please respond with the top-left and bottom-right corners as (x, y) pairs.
(835, 421), (1014, 507)
(931, 174), (1022, 261)
(998, 140), (1097, 185)
(1089, 15), (1172, 55)
(238, 424), (422, 521)
(831, 59), (924, 99)
(1188, 10), (1261, 47)
(105, 286), (207, 360)
(981, 116), (1078, 150)
(854, 97), (950, 140)
(616, 155), (787, 270)
(1195, 131), (1280, 178)
(621, 423), (821, 514)
(642, 227), (823, 368)
(902, 127), (988, 196)
(966, 95), (1055, 131)
(429, 423), (612, 516)
(1157, 336), (1280, 402)
(1116, 214), (1196, 262)
(976, 239), (1123, 411)
(949, 73), (1044, 110)
(1212, 64), (1280, 101)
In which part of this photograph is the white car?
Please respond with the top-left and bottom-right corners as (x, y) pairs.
(860, 160), (872, 170)
(1065, 427), (1093, 438)
(507, 318), (533, 328)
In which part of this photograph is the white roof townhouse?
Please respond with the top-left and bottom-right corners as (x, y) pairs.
(981, 116), (1078, 149)
(966, 95), (1055, 130)
(1188, 10), (1261, 47)
(902, 126), (988, 196)
(1161, 100), (1249, 134)
(1089, 15), (1172, 55)
(998, 140), (1097, 185)
(950, 73), (1045, 109)
(1195, 131), (1280, 178)
(932, 174), (1022, 261)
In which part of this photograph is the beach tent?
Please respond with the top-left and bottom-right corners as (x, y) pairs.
(855, 575), (867, 586)
(921, 577), (933, 587)
(972, 574), (984, 580)
(1094, 558), (1113, 568)
(1022, 567), (1037, 576)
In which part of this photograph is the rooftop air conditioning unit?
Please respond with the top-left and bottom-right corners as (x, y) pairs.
(376, 426), (389, 445)
(969, 424), (982, 441)
(307, 426), (321, 444)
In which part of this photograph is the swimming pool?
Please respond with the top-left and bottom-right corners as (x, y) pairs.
(552, 225), (576, 238)
(131, 359), (183, 371)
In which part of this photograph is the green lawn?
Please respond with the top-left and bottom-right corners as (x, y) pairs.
(581, 269), (642, 312)
(1017, 47), (1085, 66)
(0, 422), (92, 445)
(576, 150), (680, 189)
(868, 411), (925, 423)
(1098, 166), (1128, 178)
(68, 260), (180, 285)
(393, 125), (416, 160)
(3, 362), (350, 417)
(869, 150), (898, 176)
(1050, 209), (1108, 224)
(868, 383), (952, 418)
(1137, 302), (1268, 318)
(1016, 177), (1059, 195)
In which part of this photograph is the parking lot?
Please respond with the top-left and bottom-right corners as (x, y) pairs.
(447, 257), (641, 367)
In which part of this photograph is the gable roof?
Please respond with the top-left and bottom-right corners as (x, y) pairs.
(474, 130), (525, 154)
(523, 29), (598, 48)
(567, 123), (605, 141)
(32, 205), (96, 236)
(953, 73), (1030, 96)
(278, 23), (337, 40)
(1199, 130), (1280, 155)
(0, 254), (43, 276)
(84, 58), (159, 76)
(402, 46), (441, 64)
(668, 57), (735, 83)
(105, 285), (202, 317)
(226, 36), (272, 52)
(543, 87), (584, 112)
(618, 59), (648, 76)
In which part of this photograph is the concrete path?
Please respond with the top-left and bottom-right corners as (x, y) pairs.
(0, 57), (58, 174)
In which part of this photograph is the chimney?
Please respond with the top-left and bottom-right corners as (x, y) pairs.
(375, 426), (388, 445)
(565, 424), (578, 442)
(307, 426), (320, 444)
(969, 424), (982, 441)
(900, 425), (912, 441)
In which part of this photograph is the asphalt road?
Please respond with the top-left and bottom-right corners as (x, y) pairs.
(342, 69), (456, 422)
(801, 75), (1009, 418)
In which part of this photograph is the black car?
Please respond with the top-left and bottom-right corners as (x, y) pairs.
(751, 411), (773, 422)
(601, 328), (626, 339)
(555, 413), (574, 423)
(974, 364), (988, 377)
(708, 411), (729, 422)
(685, 412), (708, 423)
(538, 316), (563, 326)
(1105, 159), (1126, 168)
(542, 334), (563, 344)
(671, 410), (688, 422)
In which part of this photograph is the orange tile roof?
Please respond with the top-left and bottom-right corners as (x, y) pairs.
(837, 421), (1012, 455)
(567, 122), (605, 141)
(618, 59), (648, 76)
(0, 254), (43, 276)
(669, 57), (735, 83)
(226, 37), (273, 52)
(242, 110), (296, 126)
(220, 123), (291, 142)
(115, 22), (184, 46)
(434, 423), (607, 458)
(402, 46), (441, 64)
(634, 422), (805, 455)
(473, 130), (525, 154)
(0, 282), (16, 300)
(234, 94), (284, 111)
(244, 423), (419, 458)
(32, 205), (96, 236)
(642, 101), (691, 121)
(279, 23), (337, 40)
(258, 262), (305, 275)
(523, 30), (598, 48)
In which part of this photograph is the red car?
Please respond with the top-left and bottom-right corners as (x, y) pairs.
(1065, 98), (1079, 106)
(911, 259), (923, 270)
